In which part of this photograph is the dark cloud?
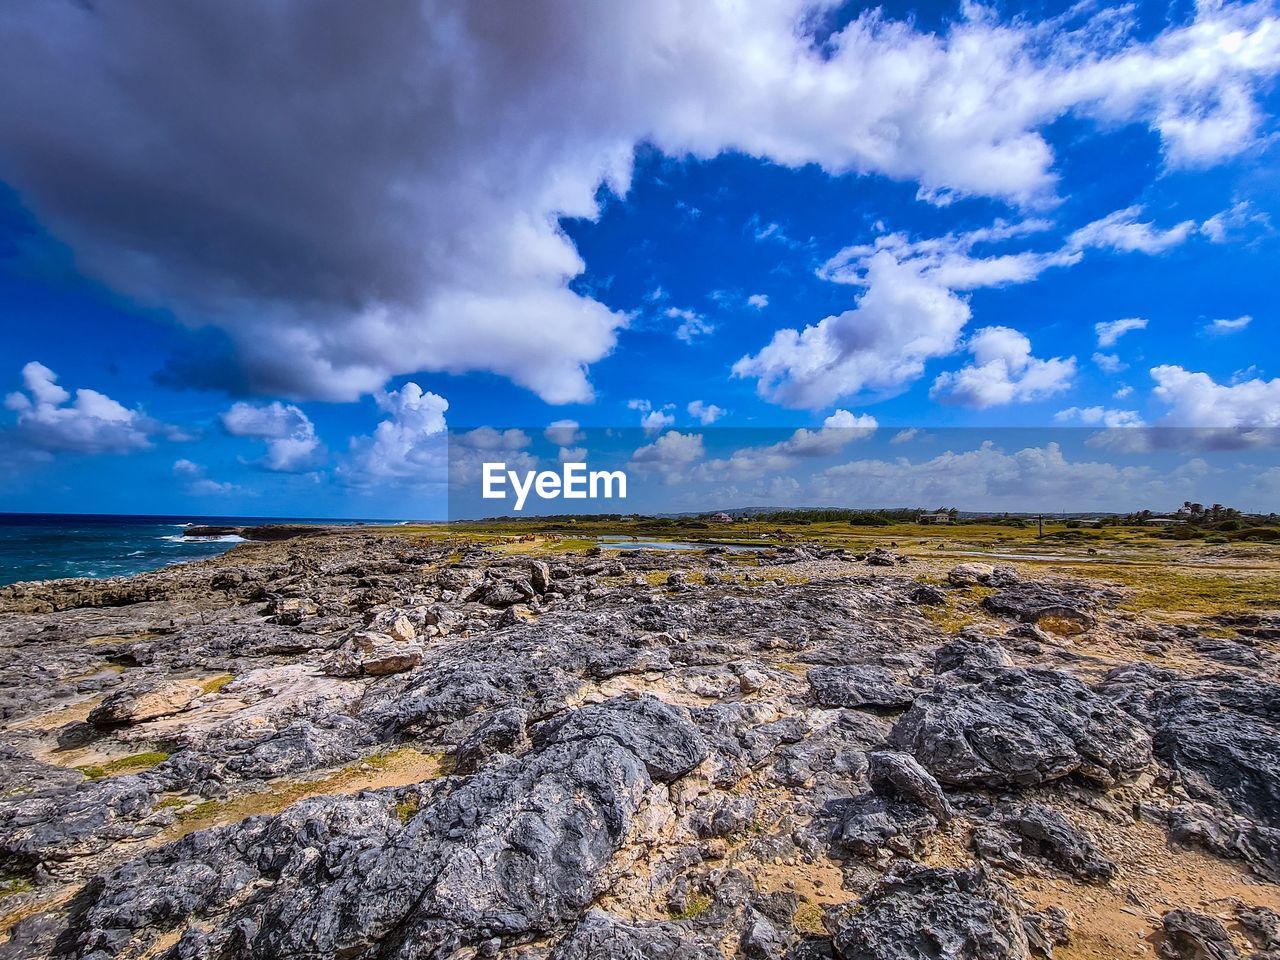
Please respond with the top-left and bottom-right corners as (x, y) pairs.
(1, 0), (1276, 405)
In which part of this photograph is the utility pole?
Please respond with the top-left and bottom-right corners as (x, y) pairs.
(1037, 514), (1044, 538)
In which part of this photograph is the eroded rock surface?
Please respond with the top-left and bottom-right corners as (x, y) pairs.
(889, 667), (1153, 789)
(0, 531), (1275, 959)
(831, 862), (1031, 960)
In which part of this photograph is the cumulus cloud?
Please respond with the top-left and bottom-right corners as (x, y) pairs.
(1, 1), (1276, 405)
(220, 401), (324, 472)
(629, 430), (706, 480)
(666, 307), (715, 344)
(1151, 365), (1280, 428)
(1095, 317), (1149, 347)
(698, 410), (877, 480)
(813, 441), (1192, 511)
(1093, 353), (1128, 374)
(545, 419), (586, 462)
(4, 361), (158, 455)
(747, 294), (769, 310)
(734, 221), (1082, 408)
(930, 327), (1076, 409)
(1054, 406), (1145, 428)
(735, 202), (1188, 411)
(344, 383), (449, 483)
(891, 428), (922, 445)
(687, 400), (725, 425)
(1205, 315), (1252, 334)
(629, 399), (676, 435)
(544, 420), (584, 446)
(1093, 365), (1280, 452)
(173, 458), (242, 496)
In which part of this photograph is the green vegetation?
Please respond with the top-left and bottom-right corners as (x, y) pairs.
(200, 673), (234, 695)
(395, 797), (420, 824)
(1095, 566), (1280, 619)
(0, 876), (35, 900)
(793, 901), (827, 935)
(386, 512), (1279, 554)
(77, 751), (169, 780)
(669, 894), (711, 921)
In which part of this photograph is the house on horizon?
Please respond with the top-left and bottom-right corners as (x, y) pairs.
(918, 512), (952, 524)
(709, 512), (733, 524)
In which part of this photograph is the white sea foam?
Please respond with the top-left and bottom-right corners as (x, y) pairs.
(159, 534), (246, 544)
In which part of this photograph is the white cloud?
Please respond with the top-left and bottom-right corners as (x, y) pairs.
(1114, 385), (1134, 399)
(544, 420), (584, 446)
(630, 399), (676, 434)
(931, 326), (1076, 409)
(667, 307), (715, 343)
(1151, 365), (1280, 428)
(343, 382), (449, 483)
(641, 409), (676, 434)
(1095, 316), (1148, 347)
(687, 400), (725, 425)
(698, 410), (877, 480)
(629, 430), (706, 480)
(1093, 353), (1128, 374)
(1054, 405), (1145, 428)
(172, 458), (241, 496)
(4, 361), (157, 455)
(747, 294), (769, 309)
(1, 2), (1277, 404)
(734, 223), (1080, 409)
(1070, 209), (1194, 254)
(890, 428), (921, 445)
(220, 400), (324, 472)
(1205, 315), (1252, 334)
(1200, 201), (1270, 242)
(812, 441), (1200, 511)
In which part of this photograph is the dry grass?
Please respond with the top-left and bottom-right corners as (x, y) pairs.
(199, 673), (234, 696)
(76, 751), (169, 781)
(164, 746), (444, 837)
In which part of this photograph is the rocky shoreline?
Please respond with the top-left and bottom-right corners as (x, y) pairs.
(0, 532), (1277, 959)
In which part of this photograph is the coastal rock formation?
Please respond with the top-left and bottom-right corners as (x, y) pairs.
(831, 862), (1031, 959)
(0, 530), (1276, 959)
(888, 666), (1153, 788)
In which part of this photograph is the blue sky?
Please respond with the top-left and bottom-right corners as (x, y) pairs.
(1, 0), (1278, 518)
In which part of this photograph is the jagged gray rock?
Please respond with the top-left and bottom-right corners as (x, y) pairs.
(1159, 909), (1239, 960)
(973, 803), (1115, 883)
(867, 751), (951, 823)
(889, 667), (1152, 789)
(1022, 907), (1071, 959)
(982, 584), (1098, 636)
(831, 861), (1031, 959)
(50, 696), (707, 959)
(934, 636), (1013, 674)
(808, 665), (916, 709)
(549, 910), (720, 960)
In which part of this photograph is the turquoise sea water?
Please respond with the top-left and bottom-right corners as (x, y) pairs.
(0, 513), (391, 586)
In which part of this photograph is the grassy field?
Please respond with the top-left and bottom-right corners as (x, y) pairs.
(364, 514), (1280, 624)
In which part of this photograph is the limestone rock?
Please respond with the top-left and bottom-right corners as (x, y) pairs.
(831, 861), (1031, 959)
(808, 665), (916, 709)
(890, 667), (1151, 789)
(87, 679), (204, 726)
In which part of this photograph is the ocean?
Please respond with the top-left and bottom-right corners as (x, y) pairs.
(0, 513), (393, 587)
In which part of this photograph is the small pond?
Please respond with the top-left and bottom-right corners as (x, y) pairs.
(596, 536), (766, 553)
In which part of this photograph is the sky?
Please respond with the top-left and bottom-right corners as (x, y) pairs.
(0, 0), (1278, 519)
